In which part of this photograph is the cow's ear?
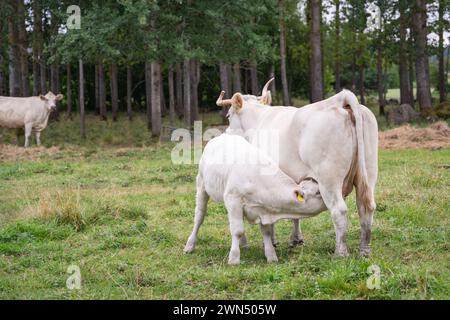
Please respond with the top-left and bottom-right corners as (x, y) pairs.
(39, 95), (47, 101)
(55, 94), (64, 101)
(231, 93), (244, 113)
(260, 91), (272, 105)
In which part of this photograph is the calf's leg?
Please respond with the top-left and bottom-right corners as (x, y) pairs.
(289, 219), (305, 247)
(224, 195), (245, 265)
(184, 176), (209, 253)
(260, 224), (278, 263)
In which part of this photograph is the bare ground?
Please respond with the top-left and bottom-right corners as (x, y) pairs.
(379, 121), (450, 150)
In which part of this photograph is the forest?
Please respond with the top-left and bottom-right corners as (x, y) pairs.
(0, 0), (448, 138)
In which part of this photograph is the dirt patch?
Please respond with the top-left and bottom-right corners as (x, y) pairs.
(380, 121), (450, 150)
(0, 144), (62, 162)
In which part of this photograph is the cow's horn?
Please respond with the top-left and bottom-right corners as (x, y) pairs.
(216, 91), (233, 107)
(261, 78), (275, 96)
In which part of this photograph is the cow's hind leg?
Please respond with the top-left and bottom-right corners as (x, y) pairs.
(319, 183), (349, 257)
(356, 181), (376, 257)
(184, 175), (209, 253)
(224, 195), (245, 265)
(289, 219), (304, 247)
(261, 224), (278, 263)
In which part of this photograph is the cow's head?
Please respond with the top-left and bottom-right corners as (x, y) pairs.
(40, 92), (64, 111)
(217, 78), (274, 133)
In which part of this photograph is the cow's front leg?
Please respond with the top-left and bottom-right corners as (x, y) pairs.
(224, 195), (245, 265)
(260, 224), (278, 263)
(289, 219), (305, 247)
(35, 131), (42, 146)
(24, 124), (33, 148)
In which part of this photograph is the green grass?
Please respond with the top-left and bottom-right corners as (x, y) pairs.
(0, 114), (449, 300)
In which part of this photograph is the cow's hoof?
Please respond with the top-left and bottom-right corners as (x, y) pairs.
(228, 258), (240, 266)
(266, 256), (279, 263)
(359, 247), (371, 258)
(289, 239), (304, 248)
(334, 247), (349, 257)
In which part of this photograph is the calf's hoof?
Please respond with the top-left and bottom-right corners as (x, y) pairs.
(288, 238), (304, 248)
(183, 242), (195, 254)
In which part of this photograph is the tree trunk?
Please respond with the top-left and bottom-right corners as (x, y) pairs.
(309, 0), (324, 102)
(160, 71), (167, 117)
(279, 0), (290, 105)
(151, 62), (162, 137)
(66, 64), (72, 119)
(168, 65), (175, 125)
(399, 7), (412, 105)
(408, 37), (415, 106)
(219, 62), (231, 121)
(377, 40), (385, 115)
(232, 63), (242, 93)
(412, 0), (432, 111)
(110, 64), (119, 121)
(333, 0), (341, 93)
(94, 64), (99, 114)
(78, 59), (86, 139)
(250, 62), (259, 95)
(175, 62), (183, 118)
(359, 64), (365, 105)
(32, 0), (41, 96)
(98, 61), (107, 120)
(8, 3), (21, 97)
(190, 60), (200, 123)
(126, 65), (132, 120)
(17, 0), (29, 97)
(183, 59), (191, 127)
(145, 62), (152, 130)
(438, 0), (447, 102)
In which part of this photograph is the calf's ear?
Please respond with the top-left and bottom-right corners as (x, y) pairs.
(231, 93), (244, 113)
(39, 95), (47, 101)
(55, 94), (64, 101)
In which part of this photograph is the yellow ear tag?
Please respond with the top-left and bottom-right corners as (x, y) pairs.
(297, 194), (304, 203)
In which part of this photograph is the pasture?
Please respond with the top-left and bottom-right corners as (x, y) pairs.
(0, 114), (449, 300)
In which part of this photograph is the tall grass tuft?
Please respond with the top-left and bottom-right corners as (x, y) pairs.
(36, 189), (85, 231)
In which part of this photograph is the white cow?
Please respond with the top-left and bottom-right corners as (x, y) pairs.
(217, 82), (378, 257)
(184, 133), (326, 265)
(0, 92), (63, 147)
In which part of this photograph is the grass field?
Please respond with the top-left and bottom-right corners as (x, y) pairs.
(0, 114), (449, 300)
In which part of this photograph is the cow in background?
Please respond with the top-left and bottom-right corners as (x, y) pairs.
(0, 92), (63, 147)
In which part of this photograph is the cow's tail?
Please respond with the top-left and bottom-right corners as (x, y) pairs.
(340, 90), (374, 212)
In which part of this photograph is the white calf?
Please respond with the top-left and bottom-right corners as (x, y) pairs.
(184, 134), (325, 265)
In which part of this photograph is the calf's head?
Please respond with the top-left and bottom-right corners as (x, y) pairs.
(293, 179), (325, 212)
(40, 92), (64, 111)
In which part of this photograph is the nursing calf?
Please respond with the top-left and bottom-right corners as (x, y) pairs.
(0, 92), (63, 147)
(184, 134), (325, 265)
